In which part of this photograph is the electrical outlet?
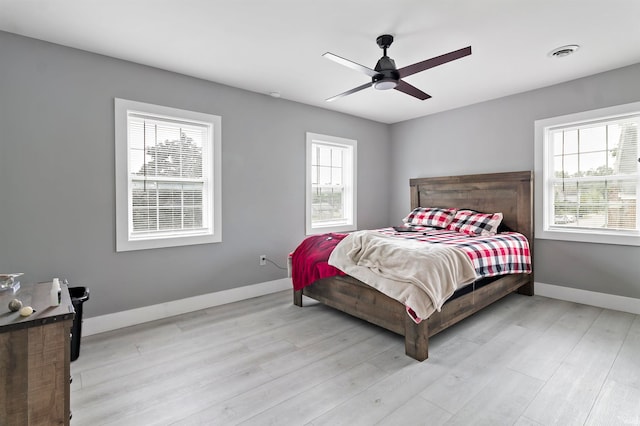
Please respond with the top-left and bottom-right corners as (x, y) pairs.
(259, 255), (267, 266)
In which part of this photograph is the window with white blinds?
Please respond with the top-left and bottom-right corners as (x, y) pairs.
(115, 99), (221, 251)
(306, 132), (357, 235)
(535, 102), (640, 246)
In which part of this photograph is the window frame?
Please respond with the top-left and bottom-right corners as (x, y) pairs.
(305, 132), (357, 235)
(535, 101), (640, 246)
(115, 98), (222, 251)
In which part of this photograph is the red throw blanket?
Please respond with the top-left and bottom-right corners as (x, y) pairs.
(291, 233), (347, 291)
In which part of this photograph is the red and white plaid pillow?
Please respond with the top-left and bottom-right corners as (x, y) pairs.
(402, 207), (457, 228)
(446, 210), (503, 236)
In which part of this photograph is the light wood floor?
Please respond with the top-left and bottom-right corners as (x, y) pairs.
(70, 290), (640, 425)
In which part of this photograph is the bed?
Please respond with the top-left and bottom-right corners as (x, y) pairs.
(292, 170), (534, 361)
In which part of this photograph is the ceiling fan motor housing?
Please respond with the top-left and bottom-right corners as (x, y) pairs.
(373, 55), (399, 90)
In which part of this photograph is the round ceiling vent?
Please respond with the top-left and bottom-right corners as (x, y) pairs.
(549, 45), (580, 58)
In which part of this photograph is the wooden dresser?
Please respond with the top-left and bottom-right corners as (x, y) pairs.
(0, 282), (75, 425)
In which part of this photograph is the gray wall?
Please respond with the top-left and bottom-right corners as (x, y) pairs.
(0, 32), (391, 317)
(390, 63), (640, 299)
(2, 29), (638, 319)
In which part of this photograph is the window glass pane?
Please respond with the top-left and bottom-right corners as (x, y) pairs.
(158, 207), (181, 230)
(608, 124), (622, 149)
(158, 189), (180, 207)
(579, 151), (608, 175)
(608, 180), (636, 229)
(332, 167), (342, 186)
(130, 180), (204, 233)
(312, 187), (344, 222)
(317, 145), (332, 166)
(318, 165), (331, 185)
(183, 207), (202, 229)
(183, 188), (202, 207)
(575, 204), (606, 228)
(311, 165), (318, 185)
(557, 153), (578, 177)
(193, 207), (203, 228)
(129, 120), (145, 150)
(132, 207), (157, 232)
(579, 126), (606, 153)
(144, 123), (157, 148)
(554, 181), (578, 225)
(180, 128), (203, 178)
(612, 123), (638, 175)
(331, 148), (343, 167)
(130, 148), (146, 176)
(552, 131), (564, 156)
(563, 130), (578, 154)
(578, 180), (607, 204)
(553, 156), (564, 178)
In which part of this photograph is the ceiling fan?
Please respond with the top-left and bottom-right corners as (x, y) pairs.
(323, 34), (471, 102)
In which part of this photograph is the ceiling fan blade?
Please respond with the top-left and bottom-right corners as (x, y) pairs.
(326, 82), (372, 102)
(323, 52), (378, 78)
(398, 46), (472, 79)
(394, 80), (431, 100)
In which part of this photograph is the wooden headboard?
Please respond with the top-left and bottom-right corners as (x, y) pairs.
(409, 171), (534, 243)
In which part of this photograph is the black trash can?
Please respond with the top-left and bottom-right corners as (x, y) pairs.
(69, 286), (90, 362)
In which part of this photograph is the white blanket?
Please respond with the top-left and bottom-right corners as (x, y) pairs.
(328, 230), (478, 321)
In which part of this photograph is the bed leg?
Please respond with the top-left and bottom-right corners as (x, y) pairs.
(517, 280), (535, 296)
(293, 289), (303, 307)
(404, 316), (429, 361)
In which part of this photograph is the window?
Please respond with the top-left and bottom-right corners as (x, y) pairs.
(115, 99), (221, 251)
(306, 132), (357, 235)
(535, 101), (640, 246)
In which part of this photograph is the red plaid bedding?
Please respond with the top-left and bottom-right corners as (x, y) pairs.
(291, 227), (531, 292)
(291, 233), (347, 291)
(376, 227), (531, 278)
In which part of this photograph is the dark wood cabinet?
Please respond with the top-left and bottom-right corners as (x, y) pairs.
(1, 282), (74, 425)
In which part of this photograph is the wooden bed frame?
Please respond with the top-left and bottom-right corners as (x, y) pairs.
(293, 171), (534, 361)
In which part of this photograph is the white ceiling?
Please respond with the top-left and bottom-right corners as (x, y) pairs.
(1, 0), (639, 124)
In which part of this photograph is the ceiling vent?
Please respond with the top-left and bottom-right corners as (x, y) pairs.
(549, 45), (580, 58)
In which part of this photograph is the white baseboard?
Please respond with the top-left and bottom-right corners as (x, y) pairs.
(82, 278), (291, 336)
(82, 279), (639, 337)
(535, 281), (640, 315)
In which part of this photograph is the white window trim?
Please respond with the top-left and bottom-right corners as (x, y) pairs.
(535, 101), (640, 246)
(305, 132), (357, 235)
(115, 98), (222, 251)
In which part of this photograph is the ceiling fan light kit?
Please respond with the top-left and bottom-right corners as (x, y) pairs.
(373, 78), (397, 90)
(324, 34), (471, 102)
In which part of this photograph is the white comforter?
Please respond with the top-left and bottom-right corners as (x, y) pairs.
(328, 230), (478, 322)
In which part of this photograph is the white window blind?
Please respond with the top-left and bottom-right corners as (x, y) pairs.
(128, 117), (207, 236)
(535, 102), (640, 246)
(115, 99), (221, 251)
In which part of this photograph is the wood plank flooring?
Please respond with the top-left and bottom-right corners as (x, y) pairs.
(70, 291), (640, 425)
